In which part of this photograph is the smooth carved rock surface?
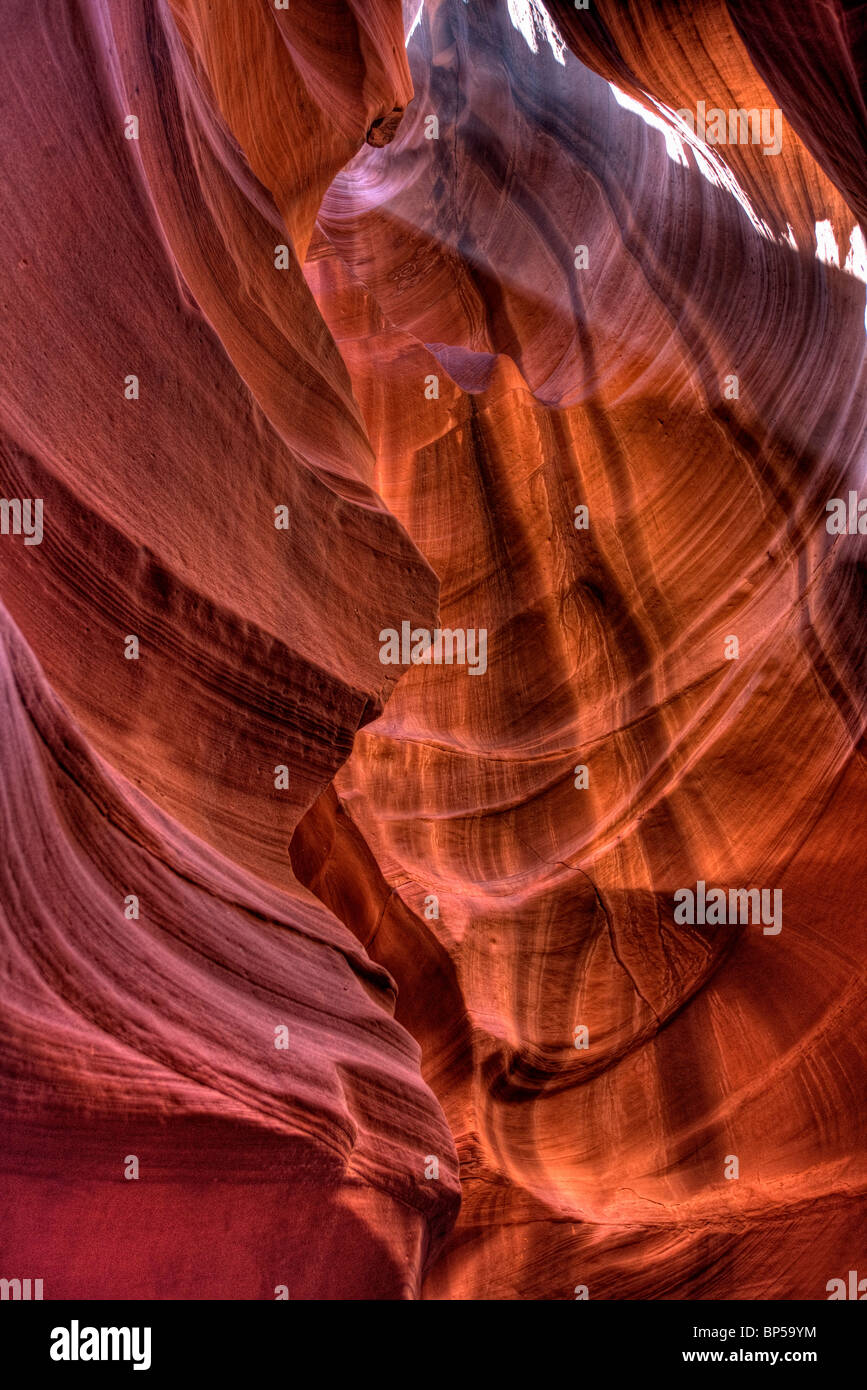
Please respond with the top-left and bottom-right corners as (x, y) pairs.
(1, 0), (865, 1300)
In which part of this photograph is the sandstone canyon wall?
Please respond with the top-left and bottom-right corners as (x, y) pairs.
(0, 0), (865, 1300)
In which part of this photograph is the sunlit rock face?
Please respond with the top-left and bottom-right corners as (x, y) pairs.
(305, 0), (867, 1298)
(1, 0), (865, 1300)
(0, 0), (456, 1301)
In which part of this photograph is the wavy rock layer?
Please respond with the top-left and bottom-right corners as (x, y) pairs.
(303, 0), (867, 1298)
(1, 0), (865, 1299)
(0, 0), (457, 1300)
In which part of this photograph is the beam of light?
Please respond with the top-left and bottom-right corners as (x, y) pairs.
(405, 1), (424, 47)
(506, 0), (568, 66)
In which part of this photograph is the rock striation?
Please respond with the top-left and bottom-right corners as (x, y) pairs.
(1, 0), (865, 1299)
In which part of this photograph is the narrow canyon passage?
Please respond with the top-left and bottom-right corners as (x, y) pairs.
(0, 0), (865, 1302)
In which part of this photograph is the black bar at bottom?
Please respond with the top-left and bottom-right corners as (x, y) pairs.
(0, 1298), (861, 1377)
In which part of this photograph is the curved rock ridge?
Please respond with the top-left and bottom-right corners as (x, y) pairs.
(0, 0), (458, 1299)
(0, 598), (459, 1298)
(0, 0), (437, 888)
(545, 0), (867, 230)
(298, 0), (867, 1297)
(1, 0), (866, 1301)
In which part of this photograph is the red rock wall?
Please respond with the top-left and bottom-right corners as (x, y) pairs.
(1, 0), (865, 1299)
